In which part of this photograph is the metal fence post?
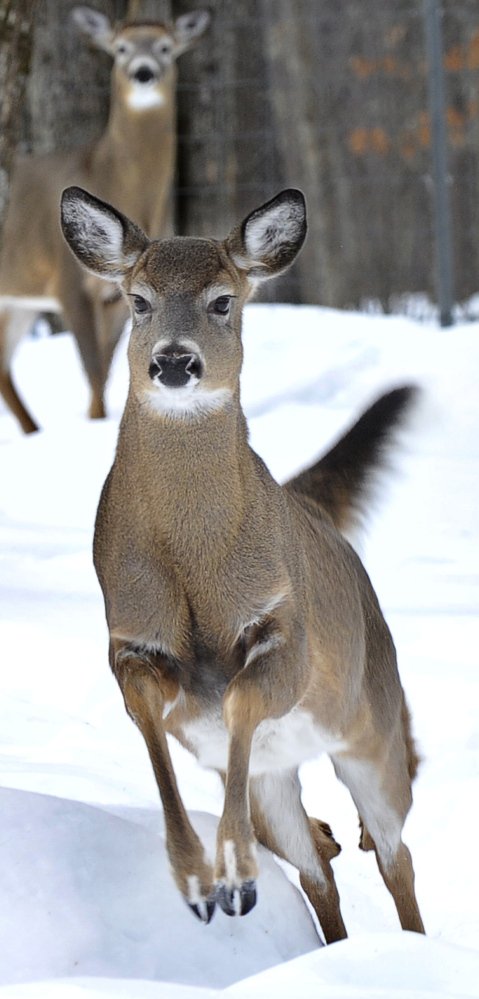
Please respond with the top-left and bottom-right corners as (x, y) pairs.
(423, 0), (455, 326)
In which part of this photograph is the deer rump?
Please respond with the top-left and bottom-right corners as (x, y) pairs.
(60, 183), (425, 943)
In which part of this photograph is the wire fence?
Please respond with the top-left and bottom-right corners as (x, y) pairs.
(172, 0), (479, 319)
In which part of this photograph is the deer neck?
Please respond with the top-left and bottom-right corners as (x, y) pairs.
(105, 65), (176, 148)
(92, 67), (177, 228)
(117, 392), (252, 562)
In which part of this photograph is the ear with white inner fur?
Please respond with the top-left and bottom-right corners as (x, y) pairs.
(61, 186), (149, 281)
(173, 10), (211, 55)
(226, 189), (307, 282)
(71, 6), (114, 53)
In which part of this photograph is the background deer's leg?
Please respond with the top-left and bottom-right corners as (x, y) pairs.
(90, 279), (128, 387)
(0, 308), (39, 432)
(58, 266), (106, 420)
(250, 769), (347, 943)
(113, 644), (216, 923)
(332, 738), (425, 934)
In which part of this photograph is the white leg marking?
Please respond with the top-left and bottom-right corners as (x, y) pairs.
(333, 756), (402, 866)
(251, 770), (327, 885)
(223, 839), (238, 885)
(186, 874), (211, 921)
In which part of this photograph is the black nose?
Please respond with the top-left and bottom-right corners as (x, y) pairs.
(134, 66), (155, 84)
(149, 353), (202, 388)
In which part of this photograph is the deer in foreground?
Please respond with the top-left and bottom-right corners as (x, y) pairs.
(0, 5), (209, 434)
(61, 183), (425, 942)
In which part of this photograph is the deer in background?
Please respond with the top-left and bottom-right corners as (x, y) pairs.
(61, 183), (425, 943)
(0, 5), (209, 433)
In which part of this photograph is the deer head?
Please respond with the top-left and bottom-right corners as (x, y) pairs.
(72, 5), (210, 109)
(60, 186), (307, 418)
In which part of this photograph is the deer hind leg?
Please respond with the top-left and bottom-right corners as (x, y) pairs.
(332, 739), (425, 934)
(113, 643), (216, 923)
(250, 770), (347, 944)
(0, 308), (39, 433)
(90, 278), (127, 387)
(58, 272), (106, 420)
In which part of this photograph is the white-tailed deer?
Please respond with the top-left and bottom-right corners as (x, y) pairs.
(61, 184), (425, 942)
(0, 5), (209, 433)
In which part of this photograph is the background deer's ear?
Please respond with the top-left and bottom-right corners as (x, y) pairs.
(226, 189), (307, 283)
(71, 6), (114, 54)
(61, 187), (148, 281)
(172, 10), (211, 55)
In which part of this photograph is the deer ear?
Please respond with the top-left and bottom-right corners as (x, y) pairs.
(61, 187), (148, 281)
(72, 6), (114, 53)
(172, 10), (210, 54)
(226, 189), (307, 283)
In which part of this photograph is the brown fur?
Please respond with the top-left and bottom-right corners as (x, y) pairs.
(0, 6), (209, 432)
(60, 185), (425, 942)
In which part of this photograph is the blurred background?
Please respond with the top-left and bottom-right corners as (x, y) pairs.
(2, 0), (479, 316)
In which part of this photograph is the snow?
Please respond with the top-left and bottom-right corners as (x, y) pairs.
(0, 304), (478, 998)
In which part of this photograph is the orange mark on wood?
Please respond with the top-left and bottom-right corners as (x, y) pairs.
(467, 31), (479, 69)
(371, 127), (390, 154)
(349, 53), (410, 80)
(348, 128), (369, 155)
(347, 127), (390, 156)
(444, 29), (479, 71)
(350, 56), (376, 79)
(416, 111), (431, 149)
(446, 107), (467, 147)
(399, 137), (416, 161)
(444, 44), (464, 72)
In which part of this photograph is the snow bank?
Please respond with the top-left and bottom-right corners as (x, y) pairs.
(1, 305), (478, 997)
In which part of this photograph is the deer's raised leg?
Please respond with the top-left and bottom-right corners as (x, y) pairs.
(216, 618), (309, 917)
(113, 643), (216, 923)
(250, 769), (347, 943)
(333, 742), (425, 934)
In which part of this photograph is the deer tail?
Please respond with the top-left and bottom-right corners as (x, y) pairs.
(286, 385), (418, 534)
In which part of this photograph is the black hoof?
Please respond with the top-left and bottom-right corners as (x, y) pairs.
(217, 879), (257, 917)
(187, 896), (216, 924)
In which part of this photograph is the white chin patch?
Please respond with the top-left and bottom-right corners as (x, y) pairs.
(142, 382), (232, 419)
(126, 84), (166, 111)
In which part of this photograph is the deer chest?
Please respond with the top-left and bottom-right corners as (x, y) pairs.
(180, 706), (348, 776)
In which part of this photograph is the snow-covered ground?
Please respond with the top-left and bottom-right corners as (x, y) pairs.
(0, 304), (478, 998)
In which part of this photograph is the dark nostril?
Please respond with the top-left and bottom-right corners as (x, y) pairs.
(148, 358), (161, 380)
(149, 353), (202, 388)
(134, 66), (155, 84)
(185, 355), (202, 379)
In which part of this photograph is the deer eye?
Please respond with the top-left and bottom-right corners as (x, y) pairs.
(212, 295), (232, 316)
(131, 294), (151, 315)
(115, 42), (129, 56)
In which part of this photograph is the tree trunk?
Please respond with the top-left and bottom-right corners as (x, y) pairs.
(26, 0), (127, 156)
(0, 0), (37, 235)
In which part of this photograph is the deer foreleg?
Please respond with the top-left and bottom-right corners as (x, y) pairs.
(113, 644), (216, 923)
(216, 622), (308, 916)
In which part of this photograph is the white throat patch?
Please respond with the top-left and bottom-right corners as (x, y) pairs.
(142, 384), (232, 419)
(126, 84), (166, 110)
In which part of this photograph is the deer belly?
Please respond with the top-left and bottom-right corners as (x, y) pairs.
(182, 707), (347, 775)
